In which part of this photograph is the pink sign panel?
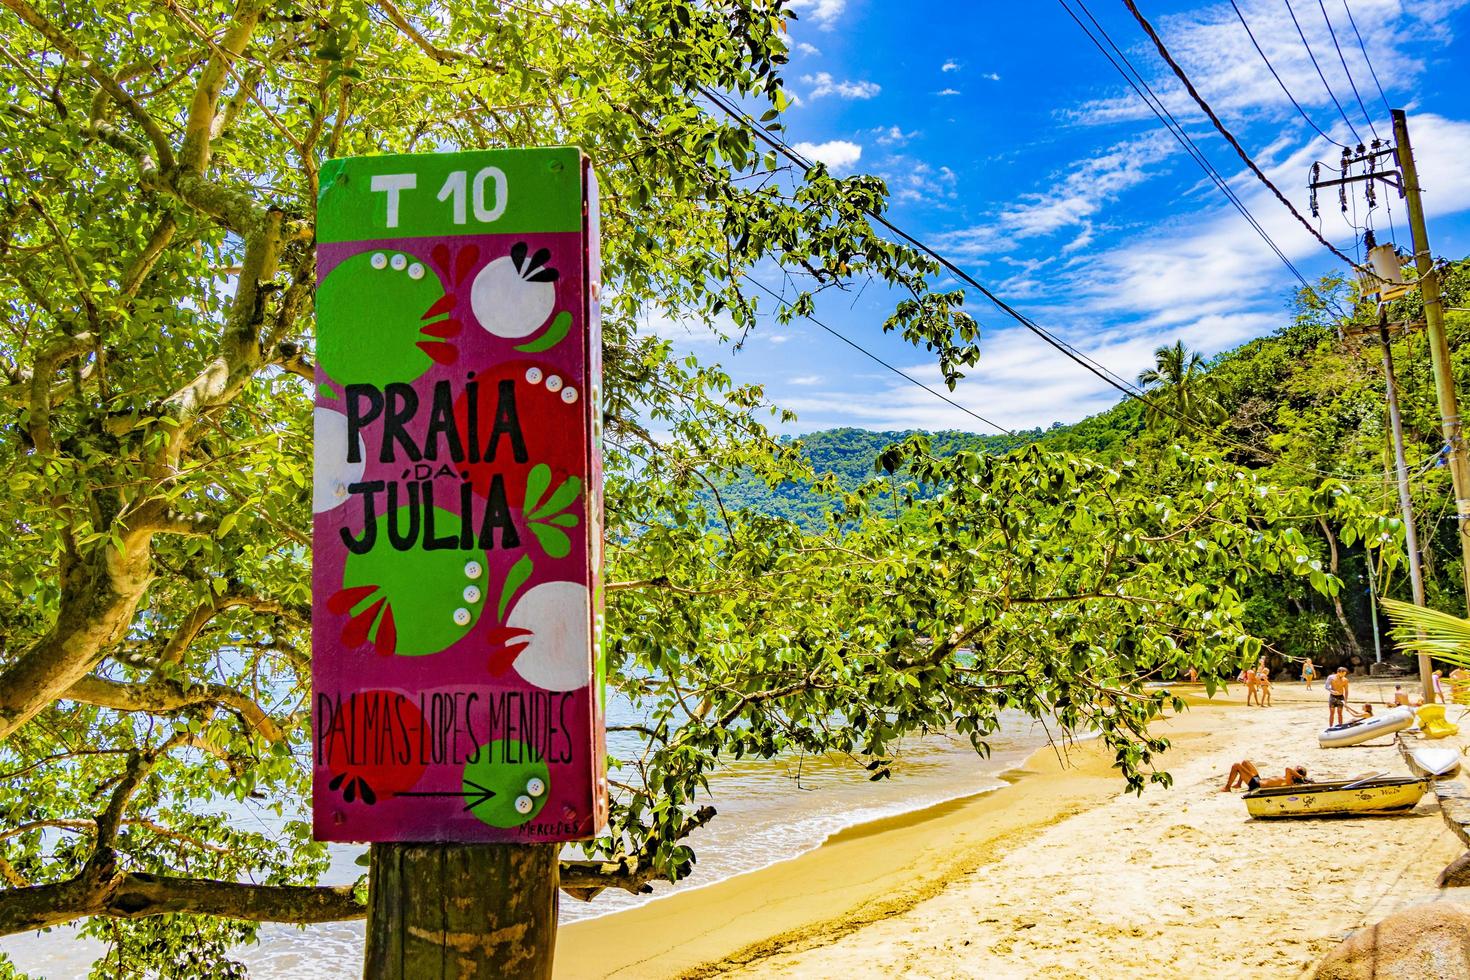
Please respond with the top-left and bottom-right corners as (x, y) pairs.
(312, 148), (605, 843)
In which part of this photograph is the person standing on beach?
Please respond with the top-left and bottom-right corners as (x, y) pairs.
(1302, 658), (1316, 690)
(1328, 667), (1350, 727)
(1256, 659), (1272, 707)
(1241, 664), (1258, 706)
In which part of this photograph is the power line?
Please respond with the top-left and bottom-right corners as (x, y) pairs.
(695, 85), (1403, 487)
(1339, 0), (1392, 118)
(742, 276), (1016, 436)
(1315, 0), (1378, 139)
(1281, 0), (1364, 144)
(1062, 0), (1315, 296)
(1121, 0), (1378, 278)
(1228, 0), (1346, 149)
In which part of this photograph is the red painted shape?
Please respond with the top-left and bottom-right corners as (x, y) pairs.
(374, 604), (398, 657)
(487, 642), (530, 676)
(421, 317), (462, 338)
(453, 359), (585, 507)
(453, 244), (480, 285)
(328, 584), (378, 616)
(323, 691), (427, 802)
(344, 597), (385, 648)
(421, 293), (456, 320)
(416, 340), (458, 364)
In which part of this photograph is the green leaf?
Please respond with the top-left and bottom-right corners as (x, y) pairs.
(499, 554), (534, 621)
(524, 464), (552, 515)
(530, 522), (571, 559)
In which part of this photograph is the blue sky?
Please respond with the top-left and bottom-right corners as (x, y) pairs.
(648, 0), (1470, 434)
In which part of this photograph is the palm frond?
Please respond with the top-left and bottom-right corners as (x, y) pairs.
(1379, 597), (1470, 670)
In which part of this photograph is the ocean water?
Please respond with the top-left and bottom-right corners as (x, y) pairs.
(0, 708), (1053, 978)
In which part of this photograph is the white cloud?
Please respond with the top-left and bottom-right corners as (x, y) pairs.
(874, 125), (918, 146)
(936, 88), (961, 97)
(941, 60), (961, 73)
(789, 374), (824, 386)
(1066, 0), (1467, 130)
(792, 139), (863, 170)
(637, 307), (733, 345)
(796, 41), (821, 56)
(804, 72), (881, 100)
(934, 131), (1175, 260)
(883, 158), (960, 204)
(981, 72), (1001, 82)
(787, 0), (848, 31)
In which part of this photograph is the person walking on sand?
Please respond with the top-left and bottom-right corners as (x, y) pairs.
(1241, 664), (1258, 706)
(1302, 658), (1316, 690)
(1256, 659), (1272, 707)
(1220, 761), (1309, 792)
(1328, 667), (1350, 728)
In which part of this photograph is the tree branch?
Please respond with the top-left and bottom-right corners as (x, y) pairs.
(176, 0), (267, 175)
(0, 873), (364, 936)
(26, 332), (94, 454)
(65, 674), (286, 743)
(0, 0), (176, 170)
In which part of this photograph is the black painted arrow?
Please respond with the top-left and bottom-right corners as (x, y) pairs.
(395, 779), (497, 813)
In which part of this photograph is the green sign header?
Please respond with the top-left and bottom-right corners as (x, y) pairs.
(317, 146), (585, 243)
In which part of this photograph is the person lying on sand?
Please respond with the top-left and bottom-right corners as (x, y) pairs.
(1220, 761), (1309, 792)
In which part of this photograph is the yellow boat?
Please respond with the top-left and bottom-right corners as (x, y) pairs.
(1244, 776), (1431, 818)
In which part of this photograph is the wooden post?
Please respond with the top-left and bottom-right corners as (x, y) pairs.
(365, 842), (559, 979)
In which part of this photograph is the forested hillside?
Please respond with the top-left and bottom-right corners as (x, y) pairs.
(730, 258), (1470, 670)
(717, 427), (1040, 525)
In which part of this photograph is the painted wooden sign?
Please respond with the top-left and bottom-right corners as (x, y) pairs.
(312, 147), (605, 843)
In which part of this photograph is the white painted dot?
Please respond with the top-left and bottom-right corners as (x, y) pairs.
(463, 585), (482, 604)
(545, 375), (563, 392)
(525, 777), (546, 797)
(390, 254), (407, 270)
(560, 387), (578, 404)
(464, 561), (483, 579)
(514, 795), (534, 814)
(453, 607), (471, 626)
(370, 253), (387, 269)
(524, 367), (543, 384)
(407, 263), (424, 280)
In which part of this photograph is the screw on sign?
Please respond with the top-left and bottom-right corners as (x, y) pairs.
(312, 147), (606, 844)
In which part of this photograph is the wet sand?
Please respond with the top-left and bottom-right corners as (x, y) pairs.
(556, 680), (1467, 979)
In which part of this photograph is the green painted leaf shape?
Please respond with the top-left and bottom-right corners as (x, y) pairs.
(530, 523), (570, 559)
(547, 513), (579, 528)
(514, 311), (573, 353)
(530, 476), (582, 520)
(499, 554), (534, 622)
(524, 464), (552, 515)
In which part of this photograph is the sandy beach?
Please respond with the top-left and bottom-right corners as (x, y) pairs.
(557, 679), (1468, 979)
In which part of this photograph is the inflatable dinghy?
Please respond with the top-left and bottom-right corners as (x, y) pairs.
(1406, 746), (1462, 778)
(1318, 706), (1415, 748)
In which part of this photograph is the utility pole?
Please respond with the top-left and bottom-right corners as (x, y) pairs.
(1338, 305), (1431, 695)
(1392, 109), (1470, 614)
(1311, 112), (1470, 698)
(1376, 307), (1432, 697)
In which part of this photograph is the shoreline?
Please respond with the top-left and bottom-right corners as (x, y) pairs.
(555, 715), (1154, 978)
(558, 682), (1465, 978)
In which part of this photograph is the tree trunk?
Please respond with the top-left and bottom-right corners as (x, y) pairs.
(1318, 518), (1363, 658)
(365, 843), (558, 980)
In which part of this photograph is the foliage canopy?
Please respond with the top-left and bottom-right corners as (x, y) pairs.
(0, 0), (1409, 974)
